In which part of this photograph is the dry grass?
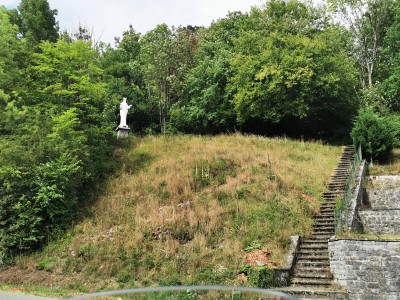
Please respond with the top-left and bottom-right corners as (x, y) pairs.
(0, 134), (342, 292)
(368, 148), (400, 176)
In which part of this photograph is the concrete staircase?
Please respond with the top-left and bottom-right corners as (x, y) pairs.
(282, 146), (355, 300)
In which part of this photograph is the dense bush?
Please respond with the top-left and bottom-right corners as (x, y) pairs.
(350, 109), (397, 160)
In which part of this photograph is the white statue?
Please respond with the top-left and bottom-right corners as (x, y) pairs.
(119, 97), (132, 128)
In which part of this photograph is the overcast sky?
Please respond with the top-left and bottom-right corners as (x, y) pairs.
(2, 0), (263, 45)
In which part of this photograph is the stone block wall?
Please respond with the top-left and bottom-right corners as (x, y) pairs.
(329, 239), (400, 300)
(358, 175), (400, 235)
(366, 188), (400, 209)
(368, 175), (400, 189)
(359, 210), (400, 234)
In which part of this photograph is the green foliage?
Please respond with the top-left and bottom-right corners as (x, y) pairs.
(36, 256), (56, 272)
(102, 26), (157, 133)
(229, 0), (358, 137)
(0, 11), (113, 259)
(0, 7), (21, 95)
(241, 265), (276, 288)
(351, 109), (397, 160)
(170, 13), (244, 134)
(18, 0), (59, 45)
(378, 0), (400, 112)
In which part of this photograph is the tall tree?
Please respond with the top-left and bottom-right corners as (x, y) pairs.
(140, 24), (174, 135)
(170, 12), (245, 134)
(230, 0), (358, 137)
(18, 0), (59, 45)
(0, 6), (20, 98)
(377, 0), (400, 112)
(328, 0), (395, 88)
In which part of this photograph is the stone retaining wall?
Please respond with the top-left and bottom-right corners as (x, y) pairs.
(366, 187), (400, 209)
(329, 239), (400, 300)
(367, 175), (400, 189)
(358, 210), (400, 234)
(359, 175), (400, 234)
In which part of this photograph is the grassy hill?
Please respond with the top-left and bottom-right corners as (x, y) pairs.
(0, 134), (343, 294)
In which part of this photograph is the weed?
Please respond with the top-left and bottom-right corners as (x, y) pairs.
(36, 257), (56, 272)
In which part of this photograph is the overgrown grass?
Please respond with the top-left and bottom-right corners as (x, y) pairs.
(368, 148), (400, 175)
(0, 134), (342, 293)
(337, 232), (400, 240)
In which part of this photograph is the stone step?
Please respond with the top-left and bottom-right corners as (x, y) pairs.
(315, 211), (335, 216)
(337, 158), (352, 162)
(320, 198), (338, 203)
(309, 234), (333, 240)
(318, 209), (335, 214)
(313, 219), (334, 224)
(328, 181), (346, 185)
(327, 183), (346, 188)
(313, 220), (335, 225)
(321, 198), (339, 202)
(317, 207), (336, 212)
(329, 179), (348, 183)
(312, 225), (335, 231)
(313, 225), (334, 231)
(320, 205), (335, 210)
(334, 166), (351, 170)
(319, 204), (336, 209)
(296, 261), (330, 268)
(294, 266), (330, 274)
(313, 220), (334, 226)
(298, 251), (329, 257)
(297, 255), (329, 261)
(322, 192), (342, 197)
(294, 272), (331, 279)
(302, 239), (329, 244)
(331, 175), (350, 178)
(292, 278), (332, 286)
(319, 209), (335, 213)
(311, 231), (335, 236)
(301, 244), (328, 250)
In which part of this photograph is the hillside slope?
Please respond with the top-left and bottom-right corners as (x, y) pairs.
(0, 134), (342, 293)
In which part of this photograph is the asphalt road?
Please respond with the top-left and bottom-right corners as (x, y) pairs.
(0, 291), (58, 300)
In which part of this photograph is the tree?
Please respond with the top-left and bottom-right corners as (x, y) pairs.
(0, 37), (113, 259)
(377, 0), (400, 112)
(229, 0), (358, 137)
(0, 6), (21, 97)
(18, 0), (59, 45)
(328, 0), (395, 88)
(140, 24), (174, 134)
(170, 12), (245, 134)
(102, 25), (159, 133)
(27, 40), (106, 117)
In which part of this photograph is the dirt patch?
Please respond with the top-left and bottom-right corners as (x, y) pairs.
(245, 248), (275, 268)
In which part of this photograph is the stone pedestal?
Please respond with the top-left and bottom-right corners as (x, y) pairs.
(116, 126), (130, 139)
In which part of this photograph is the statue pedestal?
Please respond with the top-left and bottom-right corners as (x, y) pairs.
(116, 126), (130, 139)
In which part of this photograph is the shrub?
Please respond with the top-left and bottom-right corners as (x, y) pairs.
(351, 109), (396, 161)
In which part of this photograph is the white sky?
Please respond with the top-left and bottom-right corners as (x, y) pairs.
(2, 0), (263, 45)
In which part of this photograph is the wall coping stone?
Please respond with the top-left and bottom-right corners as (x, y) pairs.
(329, 238), (400, 242)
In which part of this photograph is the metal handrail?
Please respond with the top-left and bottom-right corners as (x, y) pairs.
(334, 146), (362, 235)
